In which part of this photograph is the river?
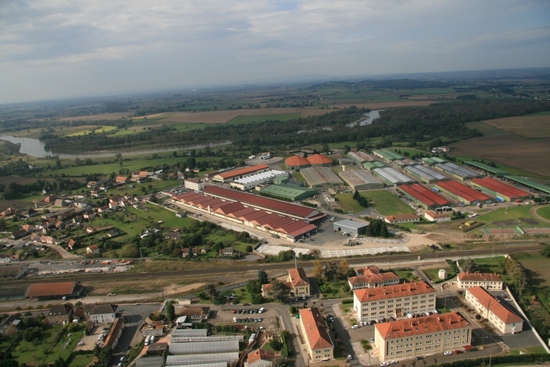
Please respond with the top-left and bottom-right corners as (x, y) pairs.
(347, 109), (382, 127)
(0, 135), (231, 159)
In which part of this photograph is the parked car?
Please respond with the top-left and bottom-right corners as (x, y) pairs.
(444, 351), (453, 356)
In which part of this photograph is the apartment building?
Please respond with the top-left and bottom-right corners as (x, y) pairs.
(288, 268), (310, 297)
(299, 307), (334, 362)
(353, 281), (436, 321)
(348, 266), (400, 290)
(457, 272), (504, 290)
(464, 286), (523, 334)
(375, 312), (472, 362)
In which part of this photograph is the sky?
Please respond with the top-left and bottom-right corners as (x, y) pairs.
(1, 0), (549, 103)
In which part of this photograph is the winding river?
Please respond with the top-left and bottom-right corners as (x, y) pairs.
(0, 135), (231, 159)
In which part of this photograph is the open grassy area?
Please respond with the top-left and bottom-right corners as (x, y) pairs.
(12, 326), (83, 366)
(476, 206), (546, 228)
(68, 353), (95, 367)
(537, 205), (550, 220)
(394, 268), (418, 282)
(458, 256), (505, 273)
(66, 125), (117, 136)
(360, 189), (416, 216)
(334, 193), (365, 213)
(423, 266), (456, 283)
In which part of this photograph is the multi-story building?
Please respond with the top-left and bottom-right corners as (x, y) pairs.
(464, 287), (523, 334)
(288, 268), (310, 297)
(375, 312), (472, 362)
(353, 281), (436, 321)
(299, 307), (334, 362)
(348, 266), (400, 290)
(457, 272), (504, 290)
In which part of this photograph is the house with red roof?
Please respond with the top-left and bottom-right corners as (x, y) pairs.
(457, 272), (504, 290)
(26, 281), (82, 300)
(465, 286), (523, 334)
(247, 349), (276, 367)
(285, 155), (311, 170)
(307, 154), (333, 167)
(299, 307), (334, 362)
(288, 268), (310, 297)
(212, 164), (270, 183)
(348, 266), (400, 290)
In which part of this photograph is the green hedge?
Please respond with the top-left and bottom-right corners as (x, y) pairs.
(439, 353), (550, 367)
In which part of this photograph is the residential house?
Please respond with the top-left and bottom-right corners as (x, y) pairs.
(384, 214), (420, 224)
(177, 306), (211, 322)
(247, 349), (276, 367)
(184, 178), (206, 191)
(424, 210), (452, 222)
(288, 268), (310, 297)
(89, 304), (118, 323)
(47, 304), (74, 325)
(103, 317), (124, 349)
(299, 307), (334, 362)
(115, 176), (129, 185)
(464, 287), (523, 334)
(457, 272), (504, 290)
(353, 281), (436, 321)
(219, 247), (235, 257)
(86, 245), (100, 255)
(375, 312), (471, 362)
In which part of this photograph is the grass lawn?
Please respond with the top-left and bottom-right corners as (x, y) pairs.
(335, 193), (364, 213)
(423, 266), (456, 283)
(68, 353), (96, 367)
(394, 268), (418, 282)
(12, 326), (83, 366)
(537, 205), (550, 221)
(476, 206), (544, 228)
(66, 125), (117, 136)
(360, 189), (416, 215)
(458, 256), (505, 273)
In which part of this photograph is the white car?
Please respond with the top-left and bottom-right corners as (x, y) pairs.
(444, 351), (453, 356)
(351, 324), (359, 329)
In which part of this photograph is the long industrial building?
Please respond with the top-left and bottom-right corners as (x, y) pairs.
(470, 177), (531, 202)
(434, 162), (480, 181)
(363, 161), (386, 171)
(259, 184), (317, 201)
(348, 151), (376, 164)
(373, 167), (415, 186)
(464, 161), (507, 177)
(338, 169), (384, 191)
(373, 149), (404, 162)
(229, 170), (288, 191)
(300, 166), (344, 189)
(172, 187), (321, 241)
(504, 175), (550, 195)
(212, 164), (270, 183)
(435, 180), (493, 206)
(404, 164), (447, 183)
(398, 183), (451, 209)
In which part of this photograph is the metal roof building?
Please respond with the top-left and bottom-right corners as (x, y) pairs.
(300, 166), (344, 189)
(404, 165), (447, 183)
(332, 219), (368, 235)
(171, 329), (208, 338)
(435, 180), (493, 206)
(171, 335), (243, 343)
(260, 184), (317, 201)
(373, 149), (404, 162)
(504, 175), (550, 195)
(434, 162), (480, 181)
(169, 340), (239, 355)
(229, 170), (288, 191)
(363, 161), (386, 171)
(398, 183), (451, 209)
(338, 169), (384, 191)
(166, 353), (239, 366)
(372, 167), (415, 186)
(348, 151), (376, 164)
(470, 177), (531, 202)
(135, 357), (165, 367)
(464, 161), (507, 177)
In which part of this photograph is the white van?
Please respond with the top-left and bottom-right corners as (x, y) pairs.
(144, 335), (151, 346)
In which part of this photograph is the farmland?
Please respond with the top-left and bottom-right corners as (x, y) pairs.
(482, 113), (550, 138)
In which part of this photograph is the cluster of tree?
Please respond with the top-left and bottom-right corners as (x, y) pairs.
(262, 250), (315, 263)
(352, 190), (369, 208)
(313, 259), (356, 284)
(0, 178), (83, 200)
(365, 219), (389, 237)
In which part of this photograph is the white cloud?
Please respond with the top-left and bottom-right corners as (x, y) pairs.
(0, 0), (549, 103)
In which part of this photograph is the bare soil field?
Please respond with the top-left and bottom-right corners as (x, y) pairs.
(482, 115), (550, 138)
(451, 133), (550, 178)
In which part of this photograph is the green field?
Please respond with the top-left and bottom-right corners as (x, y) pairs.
(69, 353), (95, 367)
(227, 113), (300, 125)
(475, 206), (548, 228)
(423, 266), (457, 283)
(458, 256), (505, 273)
(360, 189), (416, 216)
(12, 326), (83, 365)
(334, 193), (365, 213)
(67, 125), (117, 136)
(537, 205), (550, 220)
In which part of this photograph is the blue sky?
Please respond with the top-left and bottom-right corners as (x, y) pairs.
(0, 0), (549, 103)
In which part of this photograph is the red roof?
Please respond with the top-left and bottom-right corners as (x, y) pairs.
(214, 202), (245, 215)
(437, 180), (492, 202)
(299, 307), (333, 350)
(348, 269), (399, 286)
(470, 177), (530, 199)
(458, 272), (502, 282)
(376, 312), (470, 339)
(247, 349), (276, 365)
(354, 281), (436, 302)
(307, 154), (332, 165)
(26, 282), (77, 298)
(278, 220), (317, 238)
(399, 184), (450, 207)
(218, 164), (269, 180)
(289, 268), (309, 287)
(285, 155), (311, 167)
(466, 286), (523, 323)
(204, 186), (320, 219)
